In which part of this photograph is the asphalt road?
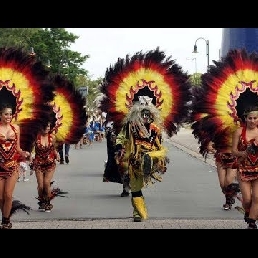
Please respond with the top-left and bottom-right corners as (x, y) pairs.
(11, 128), (246, 229)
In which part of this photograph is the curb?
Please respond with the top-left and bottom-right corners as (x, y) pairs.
(169, 140), (216, 168)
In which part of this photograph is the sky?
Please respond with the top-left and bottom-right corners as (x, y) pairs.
(66, 28), (223, 80)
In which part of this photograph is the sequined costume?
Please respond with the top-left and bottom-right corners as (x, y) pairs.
(0, 47), (55, 229)
(214, 151), (237, 169)
(191, 49), (258, 215)
(0, 124), (18, 177)
(33, 133), (57, 173)
(236, 126), (258, 181)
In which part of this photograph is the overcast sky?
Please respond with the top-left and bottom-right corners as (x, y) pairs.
(66, 28), (223, 80)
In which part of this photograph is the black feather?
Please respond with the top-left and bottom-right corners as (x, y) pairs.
(10, 199), (31, 216)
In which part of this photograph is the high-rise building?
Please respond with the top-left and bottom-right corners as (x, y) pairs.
(221, 28), (258, 57)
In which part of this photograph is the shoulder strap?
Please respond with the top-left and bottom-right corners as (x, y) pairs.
(10, 124), (18, 137)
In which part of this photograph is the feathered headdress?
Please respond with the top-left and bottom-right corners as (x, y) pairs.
(49, 74), (87, 144)
(191, 48), (258, 156)
(99, 47), (192, 136)
(0, 47), (55, 152)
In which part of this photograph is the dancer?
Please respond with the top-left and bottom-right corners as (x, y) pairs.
(205, 139), (238, 210)
(99, 47), (192, 222)
(31, 74), (86, 211)
(191, 49), (258, 227)
(232, 106), (258, 229)
(0, 47), (55, 229)
(30, 119), (60, 212)
(0, 102), (30, 228)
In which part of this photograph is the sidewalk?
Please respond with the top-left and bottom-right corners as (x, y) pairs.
(13, 218), (245, 229)
(167, 127), (216, 167)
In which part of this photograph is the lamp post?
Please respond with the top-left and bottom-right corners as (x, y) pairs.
(186, 57), (197, 74)
(193, 37), (209, 72)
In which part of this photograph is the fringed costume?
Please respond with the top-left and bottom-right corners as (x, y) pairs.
(191, 49), (258, 218)
(99, 47), (192, 222)
(0, 47), (55, 229)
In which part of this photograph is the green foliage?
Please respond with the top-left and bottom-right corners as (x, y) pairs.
(0, 28), (39, 48)
(0, 28), (90, 84)
(0, 28), (102, 110)
(75, 75), (102, 108)
(189, 73), (202, 87)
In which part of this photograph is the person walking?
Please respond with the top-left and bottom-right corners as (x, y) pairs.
(57, 142), (70, 164)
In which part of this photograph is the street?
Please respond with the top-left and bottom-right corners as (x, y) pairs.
(11, 129), (245, 229)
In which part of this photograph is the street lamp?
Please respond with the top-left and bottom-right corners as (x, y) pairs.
(192, 37), (209, 72)
(186, 57), (197, 74)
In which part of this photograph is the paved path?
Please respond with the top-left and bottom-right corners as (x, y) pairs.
(13, 218), (244, 229)
(12, 127), (246, 229)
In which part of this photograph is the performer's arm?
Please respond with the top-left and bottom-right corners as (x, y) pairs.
(232, 128), (247, 158)
(51, 134), (60, 161)
(14, 124), (30, 158)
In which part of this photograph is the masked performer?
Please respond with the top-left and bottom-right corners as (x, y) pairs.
(0, 47), (55, 229)
(31, 74), (87, 212)
(191, 49), (258, 228)
(99, 47), (192, 222)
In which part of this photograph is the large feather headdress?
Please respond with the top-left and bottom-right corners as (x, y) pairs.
(50, 74), (87, 144)
(191, 48), (258, 156)
(99, 47), (192, 136)
(0, 47), (55, 151)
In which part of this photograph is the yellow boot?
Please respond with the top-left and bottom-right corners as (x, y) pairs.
(131, 197), (148, 222)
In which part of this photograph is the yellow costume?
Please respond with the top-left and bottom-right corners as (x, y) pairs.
(99, 47), (192, 222)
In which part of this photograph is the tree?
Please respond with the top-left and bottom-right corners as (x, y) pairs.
(0, 28), (90, 84)
(29, 28), (89, 83)
(189, 73), (202, 87)
(0, 28), (39, 48)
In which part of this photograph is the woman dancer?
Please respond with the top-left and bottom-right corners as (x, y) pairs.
(206, 139), (238, 210)
(0, 47), (55, 229)
(31, 119), (60, 212)
(232, 106), (258, 229)
(191, 49), (258, 222)
(0, 102), (30, 229)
